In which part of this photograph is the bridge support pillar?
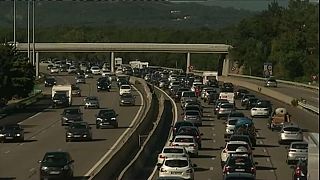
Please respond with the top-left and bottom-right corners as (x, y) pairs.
(111, 52), (114, 73)
(222, 54), (230, 76)
(36, 52), (39, 78)
(186, 52), (191, 74)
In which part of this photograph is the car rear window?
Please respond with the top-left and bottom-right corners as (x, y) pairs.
(175, 138), (193, 143)
(185, 111), (199, 116)
(165, 160), (188, 167)
(227, 144), (248, 151)
(163, 148), (184, 154)
(121, 85), (131, 89)
(221, 104), (234, 108)
(228, 120), (238, 125)
(292, 143), (308, 149)
(283, 127), (301, 132)
(182, 92), (196, 97)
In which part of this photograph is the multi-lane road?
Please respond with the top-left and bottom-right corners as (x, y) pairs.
(151, 83), (318, 180)
(0, 70), (144, 180)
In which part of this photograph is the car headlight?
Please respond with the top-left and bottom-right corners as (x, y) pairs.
(63, 117), (68, 120)
(63, 165), (69, 170)
(16, 133), (21, 136)
(121, 100), (125, 102)
(97, 118), (102, 121)
(67, 132), (73, 136)
(111, 118), (116, 121)
(41, 166), (49, 171)
(0, 134), (4, 137)
(97, 86), (101, 88)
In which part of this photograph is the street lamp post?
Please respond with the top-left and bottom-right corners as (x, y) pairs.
(13, 0), (16, 47)
(27, 0), (30, 61)
(32, 0), (35, 66)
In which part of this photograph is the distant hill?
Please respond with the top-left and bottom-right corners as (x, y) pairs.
(0, 1), (256, 29)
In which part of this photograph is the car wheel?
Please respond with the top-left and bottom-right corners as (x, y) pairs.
(114, 123), (118, 128)
(217, 115), (220, 119)
(96, 124), (100, 129)
(66, 139), (70, 142)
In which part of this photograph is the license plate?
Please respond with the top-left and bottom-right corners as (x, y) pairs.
(235, 169), (245, 172)
(103, 122), (110, 125)
(49, 171), (60, 175)
(74, 135), (81, 137)
(5, 137), (13, 139)
(171, 172), (182, 175)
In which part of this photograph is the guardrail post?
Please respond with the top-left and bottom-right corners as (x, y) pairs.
(111, 52), (114, 73)
(222, 54), (230, 76)
(36, 52), (39, 78)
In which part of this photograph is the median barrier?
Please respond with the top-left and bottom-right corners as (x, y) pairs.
(119, 91), (173, 179)
(90, 79), (158, 180)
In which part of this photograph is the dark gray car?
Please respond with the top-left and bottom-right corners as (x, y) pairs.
(61, 108), (83, 126)
(119, 93), (135, 106)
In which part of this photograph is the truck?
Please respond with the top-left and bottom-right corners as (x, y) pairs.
(115, 57), (123, 68)
(202, 71), (218, 85)
(129, 60), (149, 69)
(219, 92), (235, 104)
(307, 133), (319, 180)
(51, 85), (72, 108)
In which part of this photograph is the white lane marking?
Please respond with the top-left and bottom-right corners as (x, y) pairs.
(213, 140), (216, 143)
(29, 168), (35, 172)
(213, 133), (216, 136)
(263, 148), (267, 153)
(267, 158), (270, 162)
(211, 127), (215, 130)
(211, 157), (215, 160)
(209, 167), (214, 170)
(19, 143), (24, 146)
(28, 112), (42, 120)
(4, 150), (10, 154)
(259, 140), (263, 144)
(31, 136), (36, 139)
(85, 84), (144, 178)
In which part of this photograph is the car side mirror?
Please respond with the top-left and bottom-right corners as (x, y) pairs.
(70, 160), (75, 164)
(193, 163), (197, 167)
(156, 163), (162, 167)
(169, 140), (173, 143)
(255, 162), (258, 165)
(116, 114), (119, 117)
(200, 133), (204, 136)
(220, 146), (224, 149)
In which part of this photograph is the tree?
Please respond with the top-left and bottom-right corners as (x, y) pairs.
(0, 44), (35, 102)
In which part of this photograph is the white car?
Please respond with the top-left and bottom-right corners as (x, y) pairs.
(157, 146), (189, 165)
(220, 141), (251, 167)
(115, 68), (123, 74)
(250, 104), (270, 118)
(224, 118), (238, 138)
(119, 85), (132, 96)
(158, 157), (195, 180)
(50, 66), (59, 74)
(101, 70), (111, 77)
(67, 66), (77, 74)
(90, 66), (101, 75)
(286, 141), (308, 165)
(84, 96), (99, 109)
(171, 135), (198, 157)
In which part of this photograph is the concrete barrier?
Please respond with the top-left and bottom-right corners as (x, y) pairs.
(91, 81), (158, 180)
(119, 92), (173, 179)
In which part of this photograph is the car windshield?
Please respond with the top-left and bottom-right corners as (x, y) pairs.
(99, 110), (115, 117)
(165, 159), (189, 168)
(229, 113), (245, 117)
(292, 143), (308, 149)
(175, 138), (194, 143)
(230, 137), (250, 144)
(122, 93), (133, 98)
(3, 125), (20, 130)
(43, 154), (68, 166)
(64, 109), (80, 115)
(87, 97), (98, 101)
(70, 124), (87, 129)
(163, 148), (184, 154)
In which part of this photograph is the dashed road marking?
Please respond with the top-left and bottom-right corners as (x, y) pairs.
(213, 134), (216, 136)
(267, 158), (270, 162)
(210, 167), (214, 170)
(31, 136), (36, 139)
(4, 150), (10, 154)
(263, 148), (267, 153)
(19, 143), (24, 146)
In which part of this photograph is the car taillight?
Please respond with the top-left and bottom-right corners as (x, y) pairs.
(295, 167), (302, 176)
(223, 166), (231, 173)
(252, 108), (257, 111)
(173, 144), (179, 146)
(189, 144), (196, 147)
(186, 169), (192, 173)
(196, 136), (200, 139)
(159, 155), (165, 159)
(251, 167), (256, 174)
(290, 149), (297, 152)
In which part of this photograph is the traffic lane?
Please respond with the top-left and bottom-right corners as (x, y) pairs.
(231, 77), (319, 108)
(0, 75), (143, 179)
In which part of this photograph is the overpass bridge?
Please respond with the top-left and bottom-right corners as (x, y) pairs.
(15, 42), (232, 76)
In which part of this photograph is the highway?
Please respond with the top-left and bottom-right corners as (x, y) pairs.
(228, 76), (319, 108)
(0, 69), (144, 180)
(151, 84), (318, 180)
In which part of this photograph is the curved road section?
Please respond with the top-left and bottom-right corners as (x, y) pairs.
(0, 70), (144, 180)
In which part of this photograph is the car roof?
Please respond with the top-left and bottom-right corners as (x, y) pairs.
(290, 141), (308, 146)
(163, 146), (185, 150)
(164, 156), (189, 161)
(174, 135), (195, 139)
(227, 141), (249, 145)
(282, 123), (299, 128)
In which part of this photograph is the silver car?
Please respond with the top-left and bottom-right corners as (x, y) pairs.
(265, 78), (277, 87)
(171, 135), (199, 157)
(183, 110), (202, 126)
(217, 103), (235, 119)
(224, 119), (238, 138)
(286, 141), (308, 165)
(84, 96), (100, 109)
(279, 123), (303, 145)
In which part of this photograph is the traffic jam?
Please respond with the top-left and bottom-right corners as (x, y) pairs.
(146, 70), (308, 180)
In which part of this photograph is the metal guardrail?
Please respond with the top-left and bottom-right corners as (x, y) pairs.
(298, 101), (319, 115)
